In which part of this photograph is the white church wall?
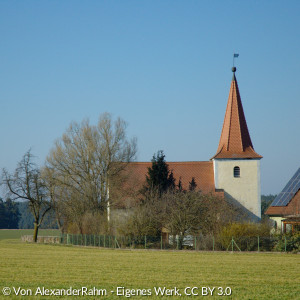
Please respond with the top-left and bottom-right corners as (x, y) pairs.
(213, 158), (261, 219)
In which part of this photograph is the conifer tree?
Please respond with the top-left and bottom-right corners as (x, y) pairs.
(0, 199), (7, 228)
(168, 171), (176, 191)
(0, 198), (20, 229)
(4, 198), (20, 228)
(177, 178), (183, 192)
(189, 177), (197, 191)
(145, 150), (175, 195)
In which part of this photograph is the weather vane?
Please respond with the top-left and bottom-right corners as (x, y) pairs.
(233, 53), (239, 67)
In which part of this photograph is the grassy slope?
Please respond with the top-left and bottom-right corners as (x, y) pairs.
(0, 239), (299, 299)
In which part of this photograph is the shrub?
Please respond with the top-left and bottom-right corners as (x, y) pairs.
(274, 232), (300, 252)
(217, 222), (271, 251)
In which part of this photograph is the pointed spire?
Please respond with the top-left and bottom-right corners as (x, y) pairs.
(212, 68), (262, 159)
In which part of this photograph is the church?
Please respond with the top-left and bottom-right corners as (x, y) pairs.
(125, 67), (262, 220)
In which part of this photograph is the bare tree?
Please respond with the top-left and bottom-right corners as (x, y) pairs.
(2, 150), (51, 242)
(45, 113), (137, 233)
(120, 189), (163, 237)
(161, 191), (238, 242)
(199, 193), (239, 235)
(41, 167), (63, 231)
(121, 189), (238, 249)
(161, 190), (205, 248)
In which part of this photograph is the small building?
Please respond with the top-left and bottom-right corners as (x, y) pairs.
(266, 168), (300, 233)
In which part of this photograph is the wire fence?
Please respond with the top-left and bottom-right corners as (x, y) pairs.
(59, 233), (298, 252)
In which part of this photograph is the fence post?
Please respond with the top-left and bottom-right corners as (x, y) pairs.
(284, 236), (287, 252)
(161, 235), (163, 250)
(213, 236), (215, 251)
(195, 236), (197, 251)
(144, 235), (147, 249)
(85, 234), (87, 247)
(231, 237), (234, 252)
(257, 236), (260, 252)
(177, 236), (179, 250)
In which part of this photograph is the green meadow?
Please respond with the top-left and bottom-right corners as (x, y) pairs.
(0, 234), (299, 299)
(0, 229), (60, 241)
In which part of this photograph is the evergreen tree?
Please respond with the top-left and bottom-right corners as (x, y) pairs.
(0, 198), (20, 229)
(4, 198), (20, 228)
(261, 194), (276, 216)
(168, 171), (176, 191)
(0, 199), (8, 228)
(189, 177), (197, 191)
(145, 150), (175, 195)
(18, 201), (58, 229)
(18, 201), (35, 229)
(177, 178), (183, 192)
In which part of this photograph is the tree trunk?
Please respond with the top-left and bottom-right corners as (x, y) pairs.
(33, 222), (39, 242)
(56, 216), (63, 233)
(178, 234), (184, 250)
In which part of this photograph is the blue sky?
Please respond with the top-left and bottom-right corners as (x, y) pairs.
(1, 1), (300, 195)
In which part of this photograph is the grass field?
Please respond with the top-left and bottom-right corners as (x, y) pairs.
(0, 235), (299, 300)
(0, 229), (60, 241)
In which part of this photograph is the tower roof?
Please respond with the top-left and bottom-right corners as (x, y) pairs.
(212, 68), (262, 159)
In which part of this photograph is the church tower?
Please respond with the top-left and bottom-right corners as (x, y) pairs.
(211, 67), (262, 220)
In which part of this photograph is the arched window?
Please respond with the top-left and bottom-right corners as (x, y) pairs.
(233, 166), (240, 178)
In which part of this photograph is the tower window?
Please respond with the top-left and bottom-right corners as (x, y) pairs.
(233, 166), (240, 178)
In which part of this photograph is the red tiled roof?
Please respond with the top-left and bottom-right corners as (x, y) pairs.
(212, 71), (262, 159)
(124, 161), (220, 195)
(266, 189), (300, 216)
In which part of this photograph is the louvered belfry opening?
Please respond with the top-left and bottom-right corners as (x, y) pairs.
(234, 166), (240, 178)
